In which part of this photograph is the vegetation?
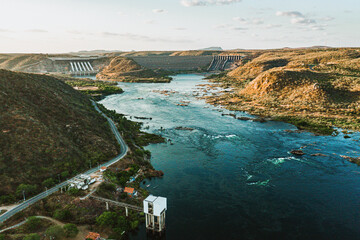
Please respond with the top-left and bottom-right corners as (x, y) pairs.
(0, 69), (120, 203)
(96, 211), (141, 239)
(206, 48), (360, 134)
(45, 225), (65, 239)
(23, 233), (41, 240)
(63, 223), (79, 238)
(64, 78), (123, 100)
(24, 217), (42, 232)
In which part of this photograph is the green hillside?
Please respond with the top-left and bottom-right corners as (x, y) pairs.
(0, 70), (119, 203)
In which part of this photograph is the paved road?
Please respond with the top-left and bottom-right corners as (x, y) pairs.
(0, 101), (128, 225)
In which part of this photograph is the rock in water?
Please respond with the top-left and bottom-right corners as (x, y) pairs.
(290, 150), (305, 156)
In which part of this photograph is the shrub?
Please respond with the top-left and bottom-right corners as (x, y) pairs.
(45, 225), (64, 239)
(15, 184), (37, 198)
(63, 223), (79, 238)
(42, 178), (55, 188)
(61, 171), (70, 179)
(0, 194), (15, 204)
(24, 233), (40, 240)
(24, 216), (41, 231)
(96, 212), (118, 227)
(53, 209), (72, 221)
(67, 188), (80, 196)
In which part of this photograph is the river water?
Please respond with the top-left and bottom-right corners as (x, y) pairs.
(99, 74), (360, 240)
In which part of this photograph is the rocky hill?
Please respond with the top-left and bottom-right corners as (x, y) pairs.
(207, 48), (360, 134)
(96, 57), (171, 82)
(0, 70), (119, 202)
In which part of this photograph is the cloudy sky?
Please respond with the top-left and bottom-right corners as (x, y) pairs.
(0, 0), (359, 53)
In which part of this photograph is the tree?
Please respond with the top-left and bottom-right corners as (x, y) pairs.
(61, 171), (69, 179)
(24, 233), (40, 240)
(53, 209), (72, 221)
(63, 223), (79, 238)
(42, 178), (55, 188)
(45, 225), (64, 239)
(24, 216), (41, 231)
(15, 184), (37, 198)
(96, 211), (118, 227)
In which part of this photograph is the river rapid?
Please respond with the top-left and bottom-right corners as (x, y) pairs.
(100, 74), (360, 240)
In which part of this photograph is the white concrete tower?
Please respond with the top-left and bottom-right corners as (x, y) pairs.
(143, 195), (167, 233)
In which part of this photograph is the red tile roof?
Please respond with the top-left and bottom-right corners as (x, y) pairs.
(85, 232), (100, 240)
(124, 187), (134, 194)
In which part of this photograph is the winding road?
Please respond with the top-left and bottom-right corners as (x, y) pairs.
(0, 100), (129, 225)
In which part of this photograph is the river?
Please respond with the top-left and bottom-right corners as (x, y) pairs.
(99, 74), (360, 240)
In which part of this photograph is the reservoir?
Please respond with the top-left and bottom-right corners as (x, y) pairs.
(100, 74), (360, 240)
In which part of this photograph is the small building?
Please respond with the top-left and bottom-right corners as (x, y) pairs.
(85, 232), (101, 240)
(100, 166), (107, 172)
(124, 187), (135, 196)
(143, 195), (167, 233)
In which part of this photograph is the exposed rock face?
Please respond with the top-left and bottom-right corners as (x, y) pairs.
(240, 69), (332, 106)
(96, 56), (170, 82)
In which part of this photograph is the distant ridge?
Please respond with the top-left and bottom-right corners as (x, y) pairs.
(198, 47), (223, 51)
(69, 49), (123, 55)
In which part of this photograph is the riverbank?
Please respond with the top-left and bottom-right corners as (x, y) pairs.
(0, 99), (166, 239)
(203, 50), (360, 136)
(99, 74), (360, 240)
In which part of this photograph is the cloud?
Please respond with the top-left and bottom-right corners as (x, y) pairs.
(0, 28), (12, 32)
(276, 11), (303, 18)
(311, 26), (325, 31)
(276, 11), (316, 26)
(265, 24), (282, 29)
(321, 16), (335, 21)
(291, 17), (316, 25)
(232, 17), (247, 24)
(174, 27), (187, 30)
(232, 17), (264, 25)
(26, 29), (48, 33)
(212, 24), (231, 29)
(181, 0), (241, 7)
(153, 9), (165, 13)
(232, 27), (248, 31)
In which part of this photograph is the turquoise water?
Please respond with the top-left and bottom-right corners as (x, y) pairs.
(100, 74), (360, 240)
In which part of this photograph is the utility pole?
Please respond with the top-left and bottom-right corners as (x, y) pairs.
(45, 187), (48, 196)
(98, 162), (100, 170)
(58, 174), (61, 183)
(22, 190), (25, 201)
(90, 161), (92, 169)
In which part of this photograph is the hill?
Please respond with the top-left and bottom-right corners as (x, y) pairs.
(0, 70), (119, 202)
(207, 48), (360, 134)
(96, 57), (171, 82)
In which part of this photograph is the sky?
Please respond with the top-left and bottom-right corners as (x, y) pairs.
(0, 0), (359, 53)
